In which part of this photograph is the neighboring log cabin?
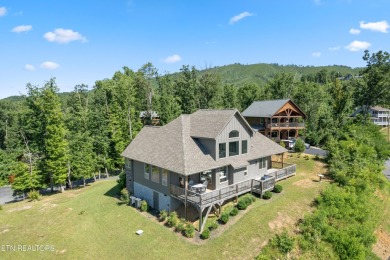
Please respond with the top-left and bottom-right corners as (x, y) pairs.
(242, 99), (306, 141)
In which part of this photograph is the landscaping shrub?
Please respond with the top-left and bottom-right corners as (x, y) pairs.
(166, 211), (179, 227)
(175, 218), (186, 233)
(27, 190), (40, 201)
(237, 199), (248, 210)
(273, 184), (283, 193)
(184, 222), (195, 238)
(159, 210), (168, 222)
(220, 212), (230, 224)
(230, 207), (239, 216)
(208, 219), (218, 230)
(120, 188), (129, 203)
(117, 170), (126, 190)
(200, 229), (210, 239)
(140, 200), (148, 212)
(262, 191), (273, 200)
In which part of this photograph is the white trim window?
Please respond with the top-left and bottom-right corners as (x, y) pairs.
(144, 163), (151, 179)
(151, 166), (160, 183)
(259, 158), (266, 169)
(219, 167), (228, 183)
(162, 169), (168, 186)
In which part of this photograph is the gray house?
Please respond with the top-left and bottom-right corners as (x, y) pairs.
(121, 109), (296, 232)
(351, 106), (390, 127)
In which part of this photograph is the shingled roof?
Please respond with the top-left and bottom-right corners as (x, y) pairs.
(121, 109), (286, 175)
(242, 99), (292, 118)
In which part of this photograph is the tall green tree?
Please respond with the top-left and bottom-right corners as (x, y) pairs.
(156, 74), (181, 125)
(198, 71), (223, 109)
(264, 72), (297, 99)
(25, 78), (69, 192)
(222, 84), (238, 109)
(353, 50), (390, 114)
(174, 65), (198, 114)
(237, 83), (259, 111)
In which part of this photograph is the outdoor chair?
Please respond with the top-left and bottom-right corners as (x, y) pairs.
(201, 180), (208, 193)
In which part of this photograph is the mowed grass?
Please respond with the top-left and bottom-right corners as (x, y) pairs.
(0, 155), (328, 260)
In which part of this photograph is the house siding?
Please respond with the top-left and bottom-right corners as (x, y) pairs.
(133, 160), (169, 195)
(216, 114), (252, 159)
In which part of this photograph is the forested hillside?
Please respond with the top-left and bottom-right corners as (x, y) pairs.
(206, 63), (361, 86)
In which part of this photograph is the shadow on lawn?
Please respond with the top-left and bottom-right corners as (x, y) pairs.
(104, 184), (120, 199)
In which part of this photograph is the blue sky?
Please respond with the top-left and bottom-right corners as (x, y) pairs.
(0, 0), (389, 99)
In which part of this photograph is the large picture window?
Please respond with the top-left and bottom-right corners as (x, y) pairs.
(229, 130), (239, 138)
(219, 167), (227, 183)
(151, 166), (160, 183)
(242, 140), (248, 154)
(219, 143), (226, 158)
(144, 164), (151, 179)
(162, 169), (168, 186)
(229, 141), (239, 156)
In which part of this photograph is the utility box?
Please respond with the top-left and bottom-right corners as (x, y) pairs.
(129, 196), (136, 206)
(134, 198), (142, 208)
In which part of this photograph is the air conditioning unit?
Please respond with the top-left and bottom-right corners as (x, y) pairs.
(134, 198), (142, 208)
(129, 196), (136, 206)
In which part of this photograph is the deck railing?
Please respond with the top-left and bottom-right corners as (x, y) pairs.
(169, 165), (294, 208)
(267, 122), (305, 128)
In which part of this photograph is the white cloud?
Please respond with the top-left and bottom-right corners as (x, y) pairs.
(0, 7), (6, 16)
(349, 28), (360, 35)
(40, 61), (60, 70)
(24, 64), (35, 71)
(43, 28), (87, 43)
(12, 25), (32, 33)
(229, 12), (254, 24)
(360, 20), (389, 33)
(329, 46), (341, 51)
(163, 54), (182, 64)
(345, 40), (371, 52)
(312, 52), (321, 57)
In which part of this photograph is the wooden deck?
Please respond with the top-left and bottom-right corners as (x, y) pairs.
(170, 164), (296, 210)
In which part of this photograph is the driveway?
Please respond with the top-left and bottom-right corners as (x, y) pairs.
(304, 146), (328, 157)
(0, 186), (25, 205)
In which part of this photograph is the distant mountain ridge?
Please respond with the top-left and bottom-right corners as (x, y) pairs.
(1, 63), (362, 101)
(205, 63), (362, 86)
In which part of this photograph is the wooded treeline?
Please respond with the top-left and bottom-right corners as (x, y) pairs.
(0, 50), (389, 192)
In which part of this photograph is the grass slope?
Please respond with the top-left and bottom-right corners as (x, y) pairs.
(0, 155), (327, 260)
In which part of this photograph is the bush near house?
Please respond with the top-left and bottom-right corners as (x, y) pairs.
(262, 191), (273, 200)
(237, 199), (248, 210)
(273, 184), (283, 193)
(220, 212), (230, 224)
(140, 200), (148, 212)
(159, 210), (168, 222)
(166, 211), (179, 227)
(230, 207), (239, 216)
(208, 219), (218, 231)
(200, 229), (210, 239)
(175, 218), (186, 233)
(184, 222), (195, 238)
(120, 188), (129, 203)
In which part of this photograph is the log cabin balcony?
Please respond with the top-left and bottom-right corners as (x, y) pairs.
(267, 122), (305, 129)
(169, 163), (296, 210)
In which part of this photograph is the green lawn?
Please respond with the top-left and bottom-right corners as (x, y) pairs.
(0, 155), (328, 260)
